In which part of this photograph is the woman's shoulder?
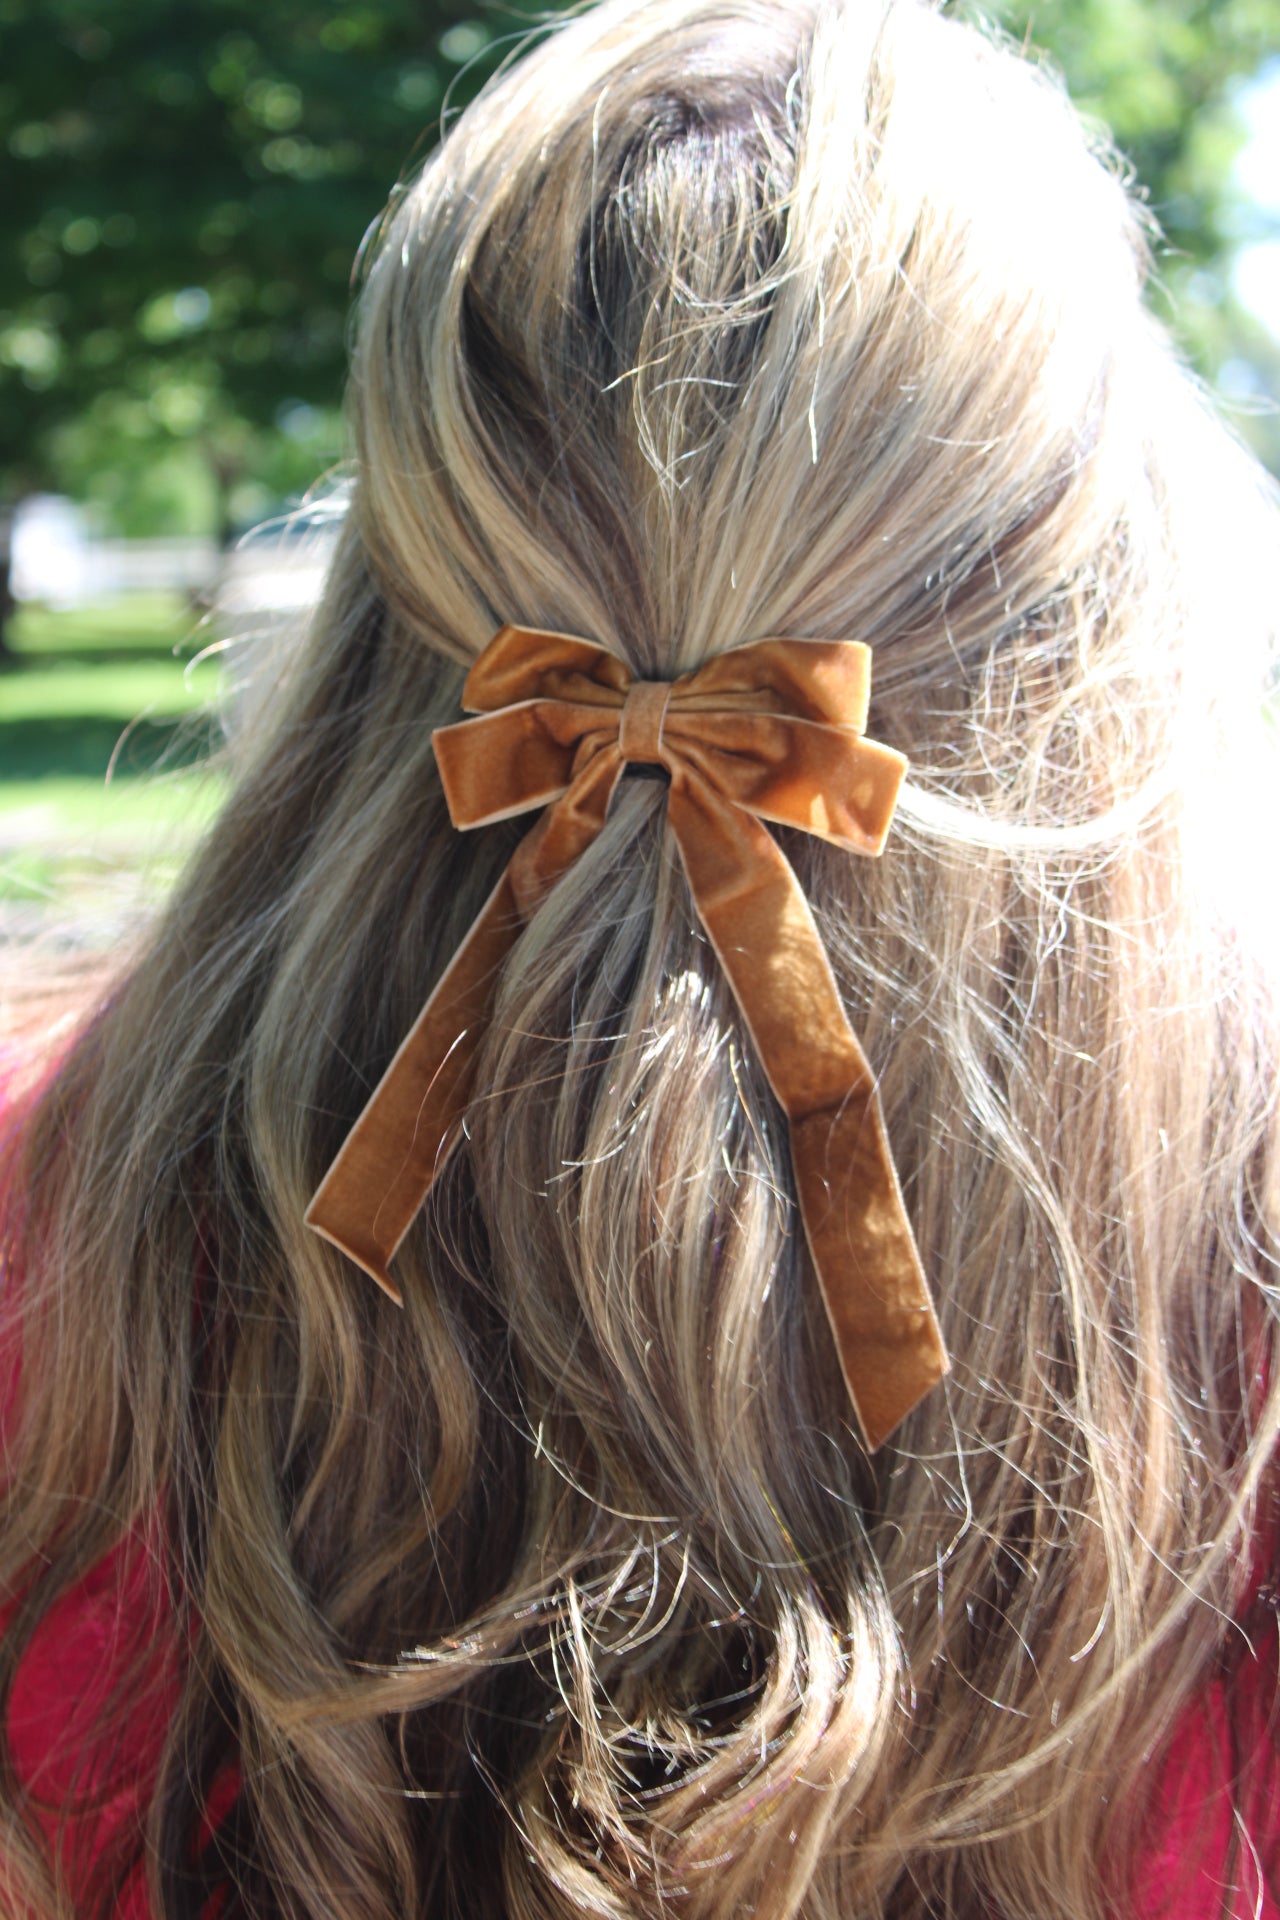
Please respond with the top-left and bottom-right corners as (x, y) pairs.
(0, 1017), (213, 1919)
(1134, 1578), (1280, 1920)
(3, 1526), (179, 1913)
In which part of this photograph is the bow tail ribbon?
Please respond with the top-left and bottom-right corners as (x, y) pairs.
(305, 748), (624, 1296)
(307, 745), (946, 1452)
(666, 770), (944, 1450)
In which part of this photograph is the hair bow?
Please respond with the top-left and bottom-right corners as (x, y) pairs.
(306, 625), (948, 1450)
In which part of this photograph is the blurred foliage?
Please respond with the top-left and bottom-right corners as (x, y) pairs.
(984, 0), (1280, 468)
(1, 0), (1278, 544)
(0, 0), (556, 536)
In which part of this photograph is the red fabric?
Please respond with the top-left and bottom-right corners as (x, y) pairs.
(1, 1064), (1276, 1916)
(4, 1524), (1275, 1920)
(3, 1533), (178, 1917)
(0, 1057), (233, 1917)
(1135, 1665), (1280, 1919)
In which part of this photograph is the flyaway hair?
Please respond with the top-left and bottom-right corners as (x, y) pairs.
(1, 2), (1278, 1917)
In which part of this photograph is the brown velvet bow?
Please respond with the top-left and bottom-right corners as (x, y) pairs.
(305, 625), (948, 1450)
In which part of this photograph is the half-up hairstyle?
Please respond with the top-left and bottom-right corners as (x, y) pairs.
(2, 2), (1277, 1916)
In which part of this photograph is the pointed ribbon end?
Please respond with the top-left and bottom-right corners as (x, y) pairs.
(304, 1192), (405, 1308)
(852, 1342), (951, 1454)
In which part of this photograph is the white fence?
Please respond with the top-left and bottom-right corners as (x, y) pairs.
(9, 494), (339, 634)
(11, 497), (220, 605)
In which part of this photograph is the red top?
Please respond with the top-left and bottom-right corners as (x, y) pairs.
(4, 1460), (1275, 1918)
(1, 1063), (1276, 1916)
(4, 1529), (178, 1917)
(1136, 1659), (1280, 1919)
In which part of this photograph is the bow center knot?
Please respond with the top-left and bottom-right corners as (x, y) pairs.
(618, 680), (671, 766)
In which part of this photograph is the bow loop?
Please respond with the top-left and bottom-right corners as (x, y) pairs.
(660, 711), (907, 854)
(666, 636), (873, 730)
(306, 624), (948, 1451)
(432, 701), (619, 828)
(462, 625), (630, 713)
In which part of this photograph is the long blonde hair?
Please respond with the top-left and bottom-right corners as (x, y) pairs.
(3, 2), (1278, 1916)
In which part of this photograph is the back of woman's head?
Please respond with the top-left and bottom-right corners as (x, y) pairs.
(2, 3), (1277, 1917)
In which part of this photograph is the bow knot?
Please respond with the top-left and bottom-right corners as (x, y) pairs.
(619, 680), (671, 764)
(306, 625), (948, 1450)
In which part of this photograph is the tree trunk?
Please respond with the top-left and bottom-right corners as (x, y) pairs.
(0, 506), (16, 663)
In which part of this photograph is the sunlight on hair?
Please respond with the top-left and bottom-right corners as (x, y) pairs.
(1, 4), (1277, 1918)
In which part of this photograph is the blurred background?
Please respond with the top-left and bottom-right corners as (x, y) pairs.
(2, 0), (1278, 940)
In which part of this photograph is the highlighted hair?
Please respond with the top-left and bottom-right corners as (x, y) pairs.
(2, 2), (1277, 1915)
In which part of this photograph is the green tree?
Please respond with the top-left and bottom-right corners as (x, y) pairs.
(0, 0), (554, 643)
(983, 0), (1280, 466)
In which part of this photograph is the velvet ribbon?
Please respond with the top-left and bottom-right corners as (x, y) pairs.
(305, 625), (948, 1450)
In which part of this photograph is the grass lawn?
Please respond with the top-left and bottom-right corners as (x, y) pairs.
(0, 594), (227, 938)
(1, 659), (220, 724)
(7, 594), (213, 656)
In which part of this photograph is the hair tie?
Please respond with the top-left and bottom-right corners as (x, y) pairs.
(306, 624), (948, 1450)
